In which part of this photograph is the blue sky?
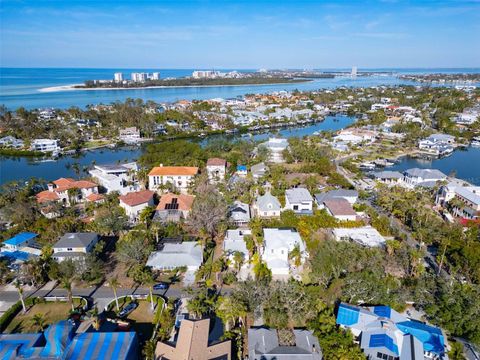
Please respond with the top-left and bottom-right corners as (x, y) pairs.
(1, 0), (479, 68)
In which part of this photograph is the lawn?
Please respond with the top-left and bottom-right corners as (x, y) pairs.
(4, 301), (76, 334)
(126, 301), (156, 343)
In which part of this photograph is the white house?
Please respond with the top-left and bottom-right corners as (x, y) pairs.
(119, 127), (141, 144)
(418, 134), (455, 156)
(254, 192), (282, 218)
(332, 226), (386, 247)
(223, 229), (251, 267)
(148, 165), (199, 193)
(314, 189), (358, 207)
(206, 158), (227, 182)
(262, 228), (307, 276)
(228, 201), (251, 226)
(52, 233), (99, 262)
(251, 162), (268, 179)
(372, 171), (404, 185)
(88, 163), (138, 195)
(403, 168), (447, 188)
(31, 139), (60, 155)
(36, 178), (100, 206)
(285, 188), (313, 215)
(436, 182), (480, 220)
(259, 138), (289, 163)
(323, 199), (357, 221)
(119, 190), (155, 222)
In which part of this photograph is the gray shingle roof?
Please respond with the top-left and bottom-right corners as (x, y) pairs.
(54, 233), (98, 249)
(314, 189), (358, 204)
(373, 171), (403, 179)
(285, 188), (313, 203)
(256, 192), (281, 212)
(404, 168), (446, 180)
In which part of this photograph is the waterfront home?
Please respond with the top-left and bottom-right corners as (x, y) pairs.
(373, 170), (404, 185)
(119, 127), (141, 144)
(323, 199), (357, 221)
(253, 192), (282, 218)
(148, 165), (199, 193)
(155, 318), (231, 360)
(0, 135), (24, 149)
(259, 138), (289, 163)
(418, 134), (455, 156)
(337, 303), (447, 360)
(248, 328), (322, 360)
(119, 190), (155, 222)
(52, 232), (99, 262)
(36, 178), (99, 206)
(314, 189), (358, 207)
(0, 232), (42, 262)
(228, 201), (251, 226)
(251, 162), (268, 179)
(332, 226), (386, 247)
(262, 228), (307, 276)
(436, 182), (480, 220)
(154, 193), (195, 223)
(88, 162), (138, 195)
(285, 188), (313, 215)
(30, 139), (60, 155)
(0, 321), (139, 360)
(403, 168), (447, 188)
(206, 157), (227, 182)
(223, 229), (251, 266)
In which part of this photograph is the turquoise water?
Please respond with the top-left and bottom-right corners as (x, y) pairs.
(0, 115), (354, 185)
(389, 147), (480, 185)
(2, 67), (479, 110)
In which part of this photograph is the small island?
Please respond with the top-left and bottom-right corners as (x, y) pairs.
(73, 70), (334, 89)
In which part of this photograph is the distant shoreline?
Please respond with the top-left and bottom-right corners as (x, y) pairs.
(38, 79), (312, 93)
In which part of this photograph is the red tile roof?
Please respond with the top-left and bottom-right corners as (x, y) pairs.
(207, 158), (227, 166)
(51, 178), (97, 192)
(119, 190), (154, 207)
(86, 193), (105, 202)
(36, 190), (60, 203)
(157, 193), (195, 211)
(149, 166), (199, 176)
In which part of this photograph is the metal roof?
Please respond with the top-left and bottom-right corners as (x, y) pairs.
(3, 232), (38, 246)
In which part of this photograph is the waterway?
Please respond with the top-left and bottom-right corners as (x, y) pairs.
(389, 146), (480, 186)
(0, 114), (355, 185)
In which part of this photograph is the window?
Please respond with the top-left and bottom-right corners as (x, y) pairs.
(281, 250), (284, 255)
(271, 249), (274, 254)
(67, 248), (72, 251)
(293, 205), (299, 210)
(377, 353), (383, 359)
(382, 354), (388, 360)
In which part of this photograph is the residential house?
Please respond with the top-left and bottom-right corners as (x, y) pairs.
(206, 158), (227, 182)
(403, 168), (447, 188)
(436, 182), (480, 220)
(228, 201), (251, 226)
(52, 232), (99, 262)
(254, 192), (282, 218)
(148, 165), (199, 193)
(223, 229), (251, 268)
(315, 190), (359, 208)
(285, 188), (314, 215)
(418, 134), (455, 156)
(0, 135), (24, 149)
(323, 199), (357, 221)
(119, 127), (141, 144)
(155, 318), (231, 360)
(259, 138), (289, 163)
(373, 171), (404, 185)
(262, 228), (307, 276)
(119, 190), (155, 222)
(337, 303), (447, 360)
(31, 139), (60, 155)
(248, 328), (322, 360)
(251, 162), (268, 179)
(1, 232), (42, 262)
(154, 193), (195, 223)
(89, 163), (138, 195)
(36, 178), (99, 206)
(331, 226), (386, 247)
(0, 320), (139, 360)
(236, 165), (248, 177)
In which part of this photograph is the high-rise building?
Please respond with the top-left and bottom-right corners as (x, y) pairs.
(351, 66), (358, 77)
(150, 72), (160, 80)
(114, 72), (123, 82)
(131, 72), (147, 82)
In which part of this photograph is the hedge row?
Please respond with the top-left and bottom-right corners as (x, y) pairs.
(0, 297), (37, 332)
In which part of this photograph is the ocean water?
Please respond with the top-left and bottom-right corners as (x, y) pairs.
(1, 67), (479, 110)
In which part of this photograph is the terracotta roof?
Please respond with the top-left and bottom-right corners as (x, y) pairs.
(156, 193), (195, 211)
(148, 166), (199, 176)
(52, 178), (75, 186)
(36, 190), (60, 203)
(86, 193), (105, 202)
(207, 158), (227, 166)
(51, 178), (98, 192)
(119, 190), (154, 207)
(323, 199), (357, 216)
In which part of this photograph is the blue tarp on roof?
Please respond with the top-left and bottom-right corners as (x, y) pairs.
(237, 165), (247, 171)
(397, 320), (445, 355)
(369, 334), (399, 355)
(40, 320), (76, 357)
(0, 250), (31, 261)
(373, 306), (391, 319)
(336, 303), (360, 326)
(0, 333), (44, 359)
(64, 331), (138, 360)
(3, 232), (37, 246)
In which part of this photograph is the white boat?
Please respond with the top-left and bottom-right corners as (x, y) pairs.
(471, 137), (480, 147)
(359, 162), (376, 170)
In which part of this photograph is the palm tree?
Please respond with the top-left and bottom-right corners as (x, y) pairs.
(288, 244), (302, 267)
(14, 281), (27, 313)
(61, 278), (75, 311)
(232, 251), (245, 273)
(108, 276), (120, 311)
(32, 313), (45, 332)
(143, 339), (157, 360)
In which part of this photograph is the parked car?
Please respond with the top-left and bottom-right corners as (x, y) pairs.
(153, 282), (169, 290)
(118, 302), (138, 318)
